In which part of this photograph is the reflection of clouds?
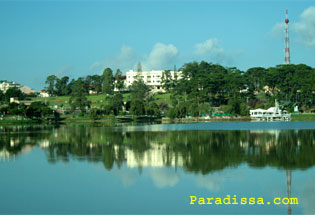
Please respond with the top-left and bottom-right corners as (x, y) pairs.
(109, 166), (179, 188)
(301, 180), (315, 214)
(195, 173), (225, 192)
(112, 167), (138, 187)
(195, 169), (245, 192)
(149, 168), (179, 188)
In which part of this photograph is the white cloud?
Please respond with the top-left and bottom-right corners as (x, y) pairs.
(270, 22), (285, 38)
(89, 43), (178, 74)
(56, 65), (74, 77)
(293, 6), (315, 46)
(194, 38), (224, 57)
(142, 43), (179, 71)
(195, 174), (222, 192)
(149, 168), (179, 188)
(114, 168), (138, 187)
(193, 38), (241, 65)
(89, 45), (136, 74)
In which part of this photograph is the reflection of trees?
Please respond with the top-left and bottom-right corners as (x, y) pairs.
(247, 130), (315, 170)
(0, 125), (55, 160)
(1, 125), (315, 175)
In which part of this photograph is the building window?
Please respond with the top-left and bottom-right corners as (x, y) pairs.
(147, 76), (151, 78)
(147, 81), (151, 83)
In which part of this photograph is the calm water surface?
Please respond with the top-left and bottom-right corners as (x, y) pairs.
(0, 121), (315, 214)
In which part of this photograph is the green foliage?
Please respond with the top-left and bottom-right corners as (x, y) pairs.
(25, 102), (53, 119)
(5, 87), (25, 102)
(240, 103), (249, 116)
(130, 77), (149, 101)
(85, 75), (102, 94)
(161, 70), (172, 92)
(111, 93), (124, 115)
(159, 102), (169, 113)
(130, 99), (145, 116)
(146, 102), (160, 116)
(41, 62), (315, 118)
(114, 69), (124, 92)
(69, 78), (91, 112)
(227, 98), (241, 115)
(244, 67), (267, 92)
(0, 90), (4, 102)
(167, 108), (176, 119)
(89, 108), (101, 120)
(45, 75), (58, 95)
(102, 68), (114, 94)
(55, 76), (69, 96)
(101, 105), (113, 115)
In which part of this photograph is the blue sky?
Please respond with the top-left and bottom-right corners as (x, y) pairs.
(1, 0), (315, 90)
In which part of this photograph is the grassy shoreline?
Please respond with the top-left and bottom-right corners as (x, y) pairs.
(291, 114), (315, 121)
(1, 114), (314, 125)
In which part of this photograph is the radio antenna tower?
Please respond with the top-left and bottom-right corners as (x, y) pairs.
(284, 6), (291, 64)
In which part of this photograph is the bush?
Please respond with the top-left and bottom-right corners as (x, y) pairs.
(167, 108), (177, 119)
(130, 99), (145, 116)
(89, 108), (101, 120)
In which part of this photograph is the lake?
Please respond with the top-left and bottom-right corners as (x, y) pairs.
(0, 121), (314, 214)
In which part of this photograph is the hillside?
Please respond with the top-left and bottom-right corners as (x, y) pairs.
(31, 93), (172, 109)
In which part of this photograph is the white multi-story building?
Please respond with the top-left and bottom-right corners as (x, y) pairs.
(0, 81), (21, 93)
(0, 81), (34, 95)
(125, 70), (180, 91)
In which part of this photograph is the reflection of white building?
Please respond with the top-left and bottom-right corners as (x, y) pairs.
(0, 149), (13, 162)
(39, 140), (50, 148)
(125, 70), (180, 91)
(121, 143), (184, 168)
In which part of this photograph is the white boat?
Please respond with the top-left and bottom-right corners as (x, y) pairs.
(249, 99), (291, 121)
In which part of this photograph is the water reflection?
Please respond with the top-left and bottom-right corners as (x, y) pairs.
(1, 124), (314, 172)
(1, 124), (315, 214)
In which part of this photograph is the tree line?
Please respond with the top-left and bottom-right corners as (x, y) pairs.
(2, 61), (314, 119)
(162, 62), (314, 117)
(2, 125), (314, 172)
(45, 62), (314, 118)
(45, 68), (124, 97)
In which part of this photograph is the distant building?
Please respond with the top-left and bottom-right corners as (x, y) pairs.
(249, 100), (291, 121)
(9, 97), (34, 106)
(0, 81), (21, 93)
(89, 90), (97, 95)
(125, 70), (180, 91)
(0, 80), (34, 95)
(19, 86), (35, 95)
(39, 90), (50, 98)
(9, 97), (20, 104)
